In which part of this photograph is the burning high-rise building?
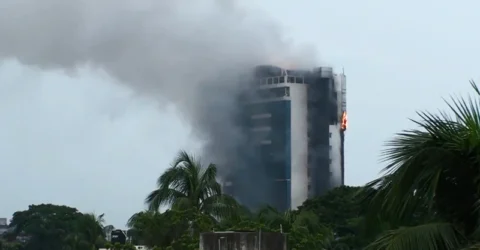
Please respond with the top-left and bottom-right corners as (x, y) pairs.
(222, 65), (347, 211)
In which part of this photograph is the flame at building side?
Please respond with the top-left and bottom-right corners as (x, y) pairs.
(341, 111), (348, 131)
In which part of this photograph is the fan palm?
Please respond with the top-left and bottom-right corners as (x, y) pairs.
(145, 150), (239, 219)
(365, 81), (480, 250)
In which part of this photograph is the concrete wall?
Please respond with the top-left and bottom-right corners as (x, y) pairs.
(333, 73), (346, 116)
(306, 72), (335, 197)
(329, 124), (343, 188)
(200, 232), (287, 250)
(327, 73), (346, 188)
(289, 83), (308, 209)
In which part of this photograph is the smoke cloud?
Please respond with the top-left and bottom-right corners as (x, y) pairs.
(0, 0), (319, 209)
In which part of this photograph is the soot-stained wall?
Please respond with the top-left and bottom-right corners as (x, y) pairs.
(306, 73), (340, 196)
(226, 100), (291, 211)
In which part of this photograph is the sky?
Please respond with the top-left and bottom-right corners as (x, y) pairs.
(1, 0), (479, 228)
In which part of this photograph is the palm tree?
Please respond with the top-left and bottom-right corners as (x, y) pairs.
(145, 150), (239, 219)
(127, 208), (215, 248)
(257, 205), (296, 232)
(69, 213), (106, 250)
(365, 81), (480, 249)
(126, 211), (162, 246)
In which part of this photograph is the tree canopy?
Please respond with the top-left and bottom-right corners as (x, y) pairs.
(2, 204), (105, 250)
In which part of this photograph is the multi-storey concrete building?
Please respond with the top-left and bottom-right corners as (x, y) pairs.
(223, 65), (347, 211)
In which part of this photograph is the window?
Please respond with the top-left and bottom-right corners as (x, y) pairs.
(329, 132), (332, 138)
(251, 113), (272, 119)
(329, 159), (332, 164)
(308, 184), (311, 191)
(257, 87), (290, 99)
(251, 126), (271, 132)
(307, 167), (311, 177)
(251, 118), (270, 127)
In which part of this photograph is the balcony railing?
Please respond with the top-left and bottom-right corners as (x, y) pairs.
(258, 76), (305, 85)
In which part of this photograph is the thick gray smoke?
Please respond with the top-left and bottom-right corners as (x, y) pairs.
(0, 0), (318, 208)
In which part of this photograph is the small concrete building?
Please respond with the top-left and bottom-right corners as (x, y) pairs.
(200, 231), (287, 250)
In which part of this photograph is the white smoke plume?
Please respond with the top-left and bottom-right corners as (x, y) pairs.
(0, 0), (319, 208)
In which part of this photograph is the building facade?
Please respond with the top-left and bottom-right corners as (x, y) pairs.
(223, 65), (347, 211)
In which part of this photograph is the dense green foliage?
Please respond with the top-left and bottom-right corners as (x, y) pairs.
(0, 187), (370, 250)
(363, 81), (480, 250)
(0, 204), (106, 250)
(126, 186), (369, 250)
(126, 151), (371, 249)
(3, 82), (480, 250)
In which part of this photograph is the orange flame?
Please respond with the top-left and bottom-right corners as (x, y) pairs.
(341, 111), (348, 131)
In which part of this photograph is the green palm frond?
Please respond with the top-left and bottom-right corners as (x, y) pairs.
(127, 211), (157, 228)
(146, 187), (187, 211)
(201, 194), (239, 219)
(257, 205), (280, 219)
(365, 223), (465, 250)
(197, 163), (222, 200)
(146, 150), (200, 211)
(462, 243), (480, 250)
(145, 150), (237, 219)
(366, 81), (480, 233)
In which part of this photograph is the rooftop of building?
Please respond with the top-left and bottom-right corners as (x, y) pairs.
(251, 65), (345, 87)
(254, 65), (338, 79)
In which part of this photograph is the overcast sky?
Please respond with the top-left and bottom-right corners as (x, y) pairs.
(1, 0), (479, 228)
